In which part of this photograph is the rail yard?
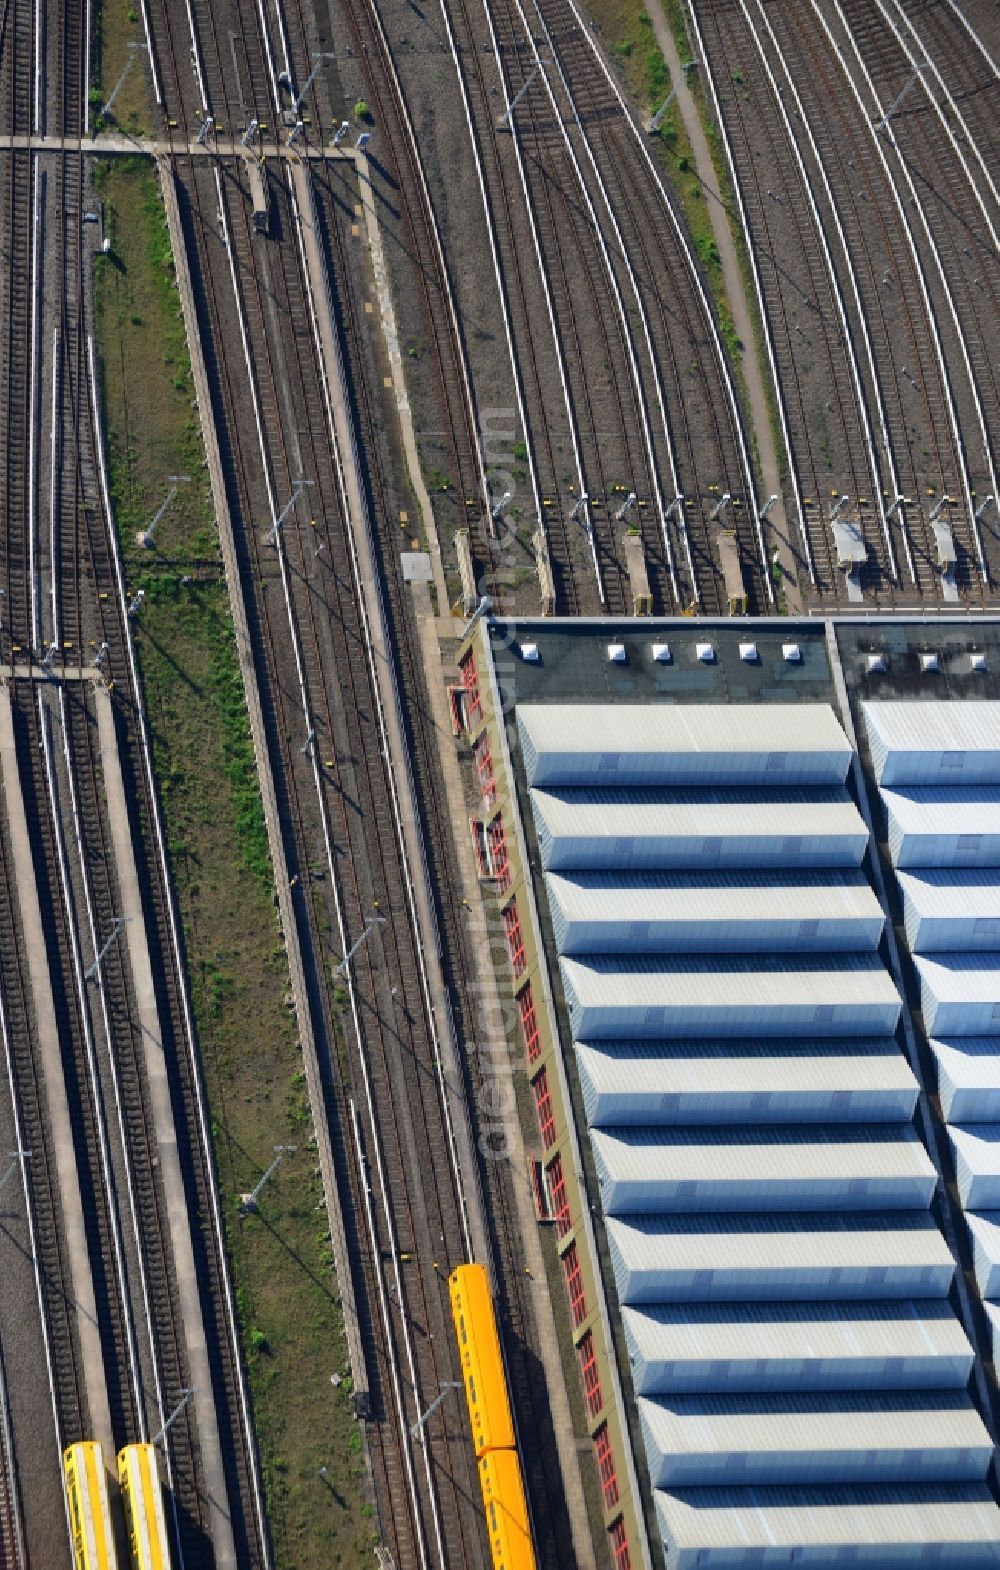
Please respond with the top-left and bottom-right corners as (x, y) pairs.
(0, 0), (997, 1567)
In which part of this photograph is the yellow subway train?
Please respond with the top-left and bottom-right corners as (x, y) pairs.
(449, 1263), (537, 1570)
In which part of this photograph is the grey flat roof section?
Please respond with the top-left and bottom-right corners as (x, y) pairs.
(864, 699), (1000, 786)
(622, 1299), (973, 1395)
(606, 1212), (957, 1303)
(518, 702), (853, 788)
(577, 1039), (917, 1126)
(546, 869), (884, 954)
(532, 787), (869, 872)
(655, 1484), (1000, 1565)
(639, 1390), (991, 1488)
(591, 1126), (935, 1215)
(560, 953), (901, 1039)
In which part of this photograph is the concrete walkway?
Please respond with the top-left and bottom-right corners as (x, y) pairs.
(0, 132), (355, 161)
(645, 0), (802, 611)
(0, 684), (112, 1455)
(94, 683), (236, 1569)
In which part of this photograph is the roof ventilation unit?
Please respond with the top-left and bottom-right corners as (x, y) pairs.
(782, 643), (802, 663)
(520, 642), (540, 662)
(919, 652), (939, 674)
(866, 653), (887, 674)
(695, 642), (715, 663)
(972, 652), (988, 673)
(739, 642), (758, 663)
(651, 643), (672, 664)
(607, 643), (627, 664)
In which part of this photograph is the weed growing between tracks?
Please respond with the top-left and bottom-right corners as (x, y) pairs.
(87, 0), (153, 135)
(93, 155), (372, 1567)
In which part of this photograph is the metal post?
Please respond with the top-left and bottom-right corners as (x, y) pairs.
(410, 1382), (461, 1438)
(875, 63), (930, 133)
(287, 119), (304, 148)
(195, 114), (215, 146)
(615, 491), (637, 522)
(887, 495), (905, 521)
(665, 494), (684, 522)
(127, 589), (146, 618)
(295, 52), (335, 113)
(710, 492), (732, 523)
(240, 1145), (297, 1215)
(491, 489), (512, 523)
(93, 641), (110, 673)
(829, 494), (850, 525)
(141, 474), (189, 549)
(241, 118), (260, 148)
(570, 494), (590, 524)
(152, 1388), (197, 1448)
(498, 61), (544, 129)
(648, 60), (698, 133)
(86, 916), (131, 982)
(335, 916), (387, 980)
(975, 495), (995, 524)
(355, 131), (371, 152)
(0, 1150), (32, 1193)
(929, 495), (951, 523)
(462, 595), (493, 642)
(332, 120), (350, 147)
(101, 42), (148, 120)
(41, 640), (59, 674)
(759, 494), (779, 521)
(264, 479), (313, 545)
(300, 729), (315, 756)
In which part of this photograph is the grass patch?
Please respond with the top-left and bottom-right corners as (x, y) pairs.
(88, 0), (154, 137)
(93, 154), (375, 1566)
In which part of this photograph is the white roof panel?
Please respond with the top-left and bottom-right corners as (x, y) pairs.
(518, 702), (853, 787)
(607, 1212), (956, 1303)
(864, 699), (1000, 786)
(576, 1039), (917, 1126)
(546, 869), (883, 953)
(928, 1038), (1000, 1121)
(623, 1300), (972, 1394)
(592, 1126), (935, 1214)
(560, 953), (901, 1039)
(531, 787), (868, 871)
(882, 788), (1000, 869)
(655, 1483), (1000, 1561)
(950, 1125), (1000, 1209)
(639, 1391), (990, 1488)
(898, 870), (1000, 923)
(916, 954), (1000, 1036)
(965, 1211), (1000, 1297)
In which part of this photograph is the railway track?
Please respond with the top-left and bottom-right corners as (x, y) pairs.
(758, 0), (989, 594)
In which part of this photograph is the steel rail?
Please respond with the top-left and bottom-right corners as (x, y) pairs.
(685, 0), (813, 585)
(815, 0), (993, 577)
(88, 331), (268, 1565)
(480, 3), (605, 600)
(742, 0), (905, 583)
(212, 160), (436, 1566)
(551, 0), (767, 600)
(884, 0), (999, 232)
(433, 0), (552, 593)
(515, 0), (682, 603)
